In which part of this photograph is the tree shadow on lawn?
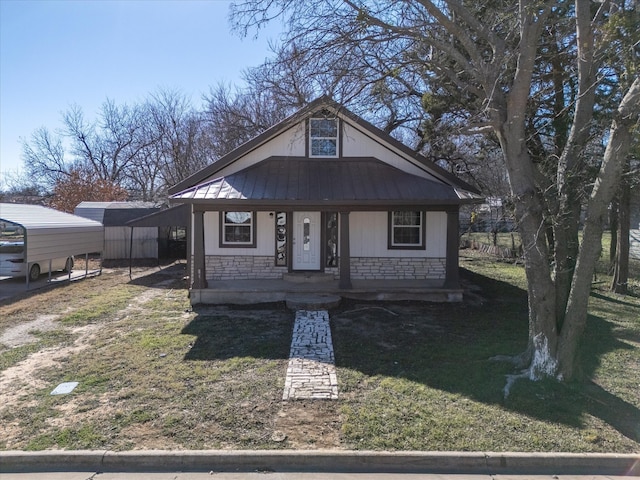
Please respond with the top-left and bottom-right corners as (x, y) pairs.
(127, 261), (190, 289)
(182, 304), (293, 361)
(330, 267), (639, 443)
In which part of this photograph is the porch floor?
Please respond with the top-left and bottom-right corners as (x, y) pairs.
(189, 278), (463, 305)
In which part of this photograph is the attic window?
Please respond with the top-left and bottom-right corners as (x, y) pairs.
(309, 118), (338, 157)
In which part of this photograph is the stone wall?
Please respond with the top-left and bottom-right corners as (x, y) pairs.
(205, 255), (286, 280)
(349, 257), (445, 280)
(202, 255), (446, 281)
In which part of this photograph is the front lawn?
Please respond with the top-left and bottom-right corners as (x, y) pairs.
(334, 252), (639, 451)
(0, 253), (638, 452)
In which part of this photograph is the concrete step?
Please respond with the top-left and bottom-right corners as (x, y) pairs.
(285, 293), (341, 310)
(282, 272), (335, 284)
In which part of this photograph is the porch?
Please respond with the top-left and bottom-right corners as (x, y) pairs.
(189, 275), (463, 306)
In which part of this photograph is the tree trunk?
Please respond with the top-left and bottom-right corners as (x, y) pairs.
(611, 164), (631, 295)
(497, 126), (559, 378)
(553, 0), (597, 331)
(490, 0), (560, 378)
(557, 78), (640, 379)
(609, 198), (619, 274)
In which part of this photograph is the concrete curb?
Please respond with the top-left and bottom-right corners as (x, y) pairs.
(1, 450), (639, 475)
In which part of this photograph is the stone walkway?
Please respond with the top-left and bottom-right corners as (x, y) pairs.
(282, 310), (339, 400)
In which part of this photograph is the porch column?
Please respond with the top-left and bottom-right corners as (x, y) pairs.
(444, 209), (460, 289)
(339, 211), (352, 289)
(192, 209), (207, 289)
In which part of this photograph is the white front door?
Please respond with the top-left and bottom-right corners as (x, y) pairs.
(292, 212), (321, 270)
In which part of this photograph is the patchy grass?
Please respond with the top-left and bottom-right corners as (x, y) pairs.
(0, 256), (638, 452)
(334, 252), (639, 452)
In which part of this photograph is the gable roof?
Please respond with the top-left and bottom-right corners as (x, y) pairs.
(168, 96), (481, 198)
(75, 201), (162, 226)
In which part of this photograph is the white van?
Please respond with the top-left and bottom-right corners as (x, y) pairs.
(0, 241), (73, 281)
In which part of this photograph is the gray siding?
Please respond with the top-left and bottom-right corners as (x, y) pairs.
(73, 207), (105, 223)
(104, 226), (158, 259)
(26, 227), (103, 263)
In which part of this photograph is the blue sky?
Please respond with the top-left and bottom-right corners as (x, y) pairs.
(0, 0), (281, 184)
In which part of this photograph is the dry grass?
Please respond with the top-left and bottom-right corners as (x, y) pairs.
(0, 254), (638, 452)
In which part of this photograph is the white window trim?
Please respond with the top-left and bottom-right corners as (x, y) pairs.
(309, 117), (339, 158)
(389, 211), (425, 249)
(221, 211), (256, 247)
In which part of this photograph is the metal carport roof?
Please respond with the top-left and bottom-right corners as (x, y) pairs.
(0, 203), (104, 264)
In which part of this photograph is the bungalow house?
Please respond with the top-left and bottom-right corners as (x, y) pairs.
(168, 97), (482, 305)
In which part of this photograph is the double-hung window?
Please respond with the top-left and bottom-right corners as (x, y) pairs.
(309, 118), (338, 157)
(221, 211), (255, 247)
(389, 211), (425, 249)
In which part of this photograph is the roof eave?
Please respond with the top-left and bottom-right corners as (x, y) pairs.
(170, 198), (465, 211)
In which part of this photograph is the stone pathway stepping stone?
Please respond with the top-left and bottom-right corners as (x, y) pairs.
(283, 310), (338, 400)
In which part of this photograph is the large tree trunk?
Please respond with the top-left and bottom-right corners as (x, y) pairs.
(553, 0), (597, 330)
(496, 121), (559, 376)
(490, 0), (560, 377)
(557, 78), (640, 379)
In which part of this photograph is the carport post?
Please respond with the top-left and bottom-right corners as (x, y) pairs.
(85, 253), (89, 277)
(129, 226), (134, 279)
(48, 259), (52, 283)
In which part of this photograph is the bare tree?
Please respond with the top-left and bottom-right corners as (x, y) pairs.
(231, 0), (640, 380)
(202, 83), (293, 158)
(21, 126), (73, 189)
(142, 88), (213, 190)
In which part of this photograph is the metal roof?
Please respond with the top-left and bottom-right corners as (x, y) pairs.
(75, 201), (160, 209)
(126, 204), (189, 227)
(75, 201), (162, 226)
(170, 157), (468, 208)
(0, 203), (104, 230)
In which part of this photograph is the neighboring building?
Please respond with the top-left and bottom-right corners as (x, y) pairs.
(461, 197), (515, 233)
(168, 97), (482, 304)
(631, 184), (640, 260)
(74, 202), (161, 260)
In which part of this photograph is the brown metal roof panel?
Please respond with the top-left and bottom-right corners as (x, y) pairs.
(170, 157), (462, 204)
(262, 161), (280, 200)
(242, 168), (264, 200)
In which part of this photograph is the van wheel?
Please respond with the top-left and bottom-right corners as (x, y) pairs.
(64, 257), (74, 272)
(29, 264), (40, 281)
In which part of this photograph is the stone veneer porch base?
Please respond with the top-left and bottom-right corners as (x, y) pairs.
(203, 255), (447, 281)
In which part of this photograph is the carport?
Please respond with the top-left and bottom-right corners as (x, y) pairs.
(125, 204), (190, 280)
(0, 203), (104, 288)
